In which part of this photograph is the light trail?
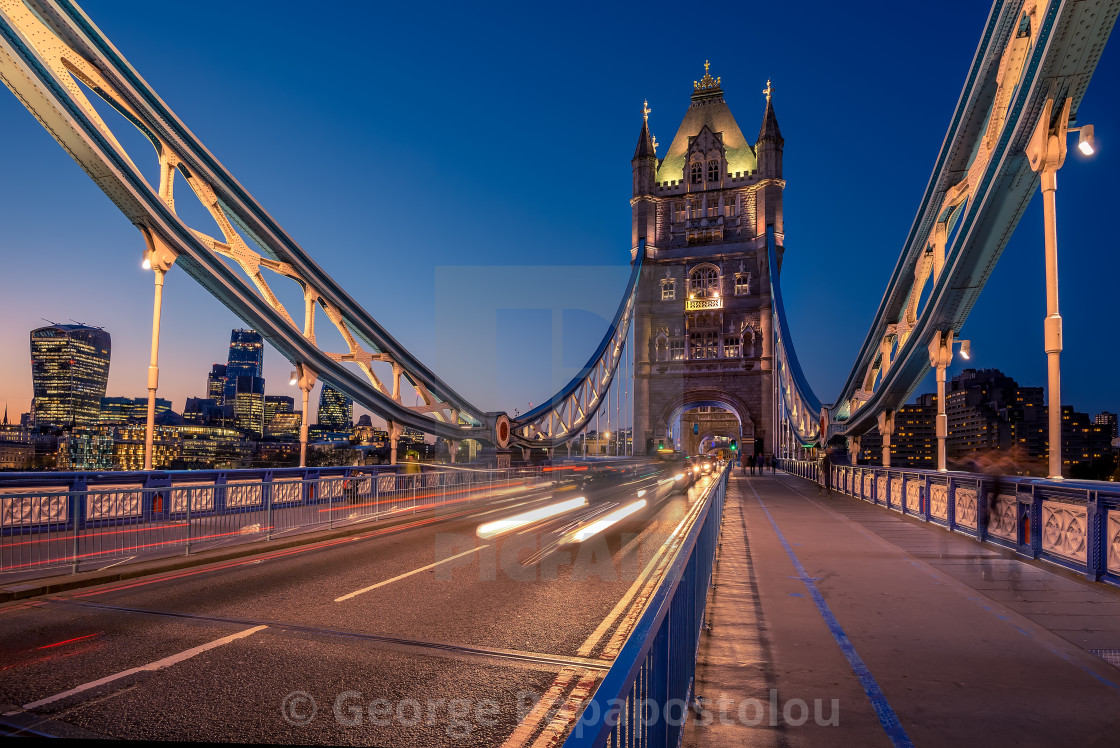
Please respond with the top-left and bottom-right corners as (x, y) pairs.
(571, 500), (647, 543)
(476, 497), (587, 539)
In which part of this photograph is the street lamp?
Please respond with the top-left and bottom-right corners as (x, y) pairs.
(139, 229), (177, 471)
(957, 339), (971, 360)
(1025, 97), (1096, 479)
(1073, 124), (1096, 156)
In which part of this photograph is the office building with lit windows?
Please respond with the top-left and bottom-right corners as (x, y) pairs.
(99, 396), (171, 424)
(232, 375), (266, 438)
(30, 324), (111, 431)
(207, 364), (227, 404)
(318, 384), (353, 431)
(223, 330), (263, 404)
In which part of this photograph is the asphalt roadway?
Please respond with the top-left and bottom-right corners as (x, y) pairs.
(0, 461), (720, 745)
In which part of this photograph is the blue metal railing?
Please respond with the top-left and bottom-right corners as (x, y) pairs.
(779, 459), (1120, 586)
(0, 464), (547, 575)
(562, 465), (728, 747)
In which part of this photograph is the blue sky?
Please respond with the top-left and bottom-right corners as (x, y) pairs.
(1, 1), (1118, 425)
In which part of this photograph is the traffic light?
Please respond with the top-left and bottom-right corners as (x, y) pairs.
(731, 440), (737, 451)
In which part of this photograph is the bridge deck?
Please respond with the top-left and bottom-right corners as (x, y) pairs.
(685, 471), (1120, 747)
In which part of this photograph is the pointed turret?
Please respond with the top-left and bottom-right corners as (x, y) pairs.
(632, 100), (657, 195)
(631, 100), (659, 259)
(754, 79), (785, 241)
(756, 79), (784, 179)
(2, 404), (7, 426)
(633, 115), (656, 161)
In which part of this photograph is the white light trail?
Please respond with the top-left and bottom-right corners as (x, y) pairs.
(572, 499), (647, 542)
(476, 497), (588, 539)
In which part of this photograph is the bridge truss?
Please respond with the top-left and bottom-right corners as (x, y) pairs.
(774, 0), (1117, 453)
(0, 0), (638, 452)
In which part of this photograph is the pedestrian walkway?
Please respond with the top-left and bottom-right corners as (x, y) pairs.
(684, 472), (1120, 747)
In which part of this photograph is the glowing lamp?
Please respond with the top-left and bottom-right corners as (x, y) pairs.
(1077, 124), (1095, 156)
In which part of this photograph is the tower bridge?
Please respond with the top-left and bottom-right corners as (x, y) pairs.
(1, 1), (1119, 745)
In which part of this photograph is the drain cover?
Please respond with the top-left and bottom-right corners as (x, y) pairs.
(1089, 650), (1120, 668)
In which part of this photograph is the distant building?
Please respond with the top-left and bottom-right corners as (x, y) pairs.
(857, 368), (1116, 478)
(177, 424), (251, 470)
(30, 324), (111, 431)
(1095, 411), (1118, 440)
(182, 397), (236, 428)
(99, 396), (172, 424)
(889, 393), (937, 467)
(207, 364), (227, 404)
(232, 375), (266, 438)
(356, 414), (373, 428)
(317, 384), (353, 431)
(266, 411), (302, 440)
(223, 330), (263, 404)
(56, 427), (114, 471)
(110, 424), (181, 471)
(0, 411), (33, 470)
(265, 395), (294, 428)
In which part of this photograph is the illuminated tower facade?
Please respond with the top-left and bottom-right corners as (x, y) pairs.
(30, 324), (111, 431)
(632, 64), (783, 455)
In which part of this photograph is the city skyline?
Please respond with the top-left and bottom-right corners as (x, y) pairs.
(1, 1), (1118, 427)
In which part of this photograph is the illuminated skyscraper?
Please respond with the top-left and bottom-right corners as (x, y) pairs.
(317, 385), (353, 431)
(232, 375), (266, 438)
(224, 330), (263, 404)
(30, 324), (111, 431)
(207, 364), (227, 404)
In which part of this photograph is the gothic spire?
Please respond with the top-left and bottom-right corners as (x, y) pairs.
(757, 79), (783, 144)
(633, 99), (656, 160)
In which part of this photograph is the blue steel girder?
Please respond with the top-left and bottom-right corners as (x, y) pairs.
(0, 0), (637, 451)
(826, 0), (1117, 439)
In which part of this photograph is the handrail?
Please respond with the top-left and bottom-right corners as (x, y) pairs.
(562, 464), (728, 746)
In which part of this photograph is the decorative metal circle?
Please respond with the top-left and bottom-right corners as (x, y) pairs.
(495, 414), (510, 448)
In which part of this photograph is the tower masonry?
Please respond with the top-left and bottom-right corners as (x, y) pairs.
(632, 64), (784, 455)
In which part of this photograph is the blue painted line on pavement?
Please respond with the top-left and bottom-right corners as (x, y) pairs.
(748, 482), (915, 748)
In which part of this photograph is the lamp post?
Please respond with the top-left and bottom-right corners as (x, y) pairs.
(1025, 97), (1096, 479)
(140, 229), (177, 471)
(292, 364), (317, 467)
(927, 331), (955, 472)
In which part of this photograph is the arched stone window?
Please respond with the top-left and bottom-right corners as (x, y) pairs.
(688, 266), (720, 297)
(690, 161), (703, 184)
(707, 159), (720, 183)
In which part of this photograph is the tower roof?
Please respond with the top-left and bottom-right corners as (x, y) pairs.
(758, 79), (783, 143)
(656, 62), (757, 183)
(633, 100), (656, 160)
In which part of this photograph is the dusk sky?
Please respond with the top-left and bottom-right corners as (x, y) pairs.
(1, 1), (1118, 427)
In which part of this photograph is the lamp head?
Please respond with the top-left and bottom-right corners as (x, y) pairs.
(960, 340), (971, 360)
(1078, 124), (1095, 155)
(142, 251), (151, 270)
(289, 370), (298, 386)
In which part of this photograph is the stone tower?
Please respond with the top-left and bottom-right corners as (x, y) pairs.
(632, 64), (784, 456)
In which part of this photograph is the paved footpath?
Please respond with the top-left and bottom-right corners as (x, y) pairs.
(684, 472), (1120, 748)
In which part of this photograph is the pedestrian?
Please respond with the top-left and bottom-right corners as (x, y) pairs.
(749, 453), (756, 475)
(769, 454), (776, 474)
(817, 451), (832, 496)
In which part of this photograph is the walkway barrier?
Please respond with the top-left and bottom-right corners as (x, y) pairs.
(779, 459), (1120, 586)
(562, 465), (728, 747)
(0, 464), (547, 575)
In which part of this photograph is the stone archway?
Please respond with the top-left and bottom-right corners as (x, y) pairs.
(654, 388), (755, 454)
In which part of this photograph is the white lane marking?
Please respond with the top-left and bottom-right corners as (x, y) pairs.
(334, 546), (488, 602)
(97, 556), (134, 571)
(6, 625), (267, 715)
